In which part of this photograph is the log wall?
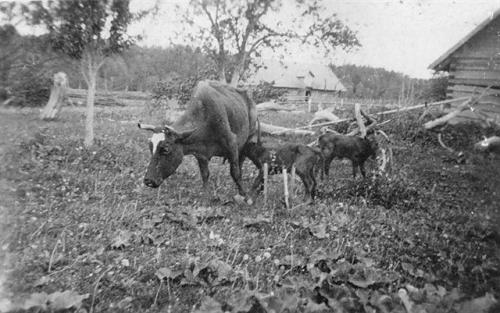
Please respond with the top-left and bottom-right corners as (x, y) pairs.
(445, 14), (500, 125)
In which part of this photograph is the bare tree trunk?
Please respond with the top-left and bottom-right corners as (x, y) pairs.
(84, 70), (97, 147)
(230, 59), (244, 87)
(230, 51), (248, 87)
(219, 63), (227, 84)
(81, 50), (104, 148)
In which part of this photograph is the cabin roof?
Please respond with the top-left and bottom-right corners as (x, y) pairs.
(248, 59), (346, 92)
(429, 9), (500, 71)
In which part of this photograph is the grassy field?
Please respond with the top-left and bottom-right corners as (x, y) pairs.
(0, 104), (499, 313)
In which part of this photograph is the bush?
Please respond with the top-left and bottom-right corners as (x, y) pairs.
(251, 81), (286, 104)
(152, 66), (217, 107)
(344, 171), (423, 210)
(7, 69), (52, 107)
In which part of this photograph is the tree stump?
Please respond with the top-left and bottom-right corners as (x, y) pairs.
(40, 72), (68, 120)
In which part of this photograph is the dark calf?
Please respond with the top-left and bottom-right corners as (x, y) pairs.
(318, 133), (377, 178)
(241, 142), (323, 202)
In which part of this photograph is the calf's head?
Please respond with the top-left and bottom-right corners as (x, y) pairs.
(138, 123), (187, 188)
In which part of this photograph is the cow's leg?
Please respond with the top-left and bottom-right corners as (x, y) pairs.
(324, 155), (334, 178)
(240, 143), (264, 193)
(224, 133), (246, 196)
(196, 156), (210, 188)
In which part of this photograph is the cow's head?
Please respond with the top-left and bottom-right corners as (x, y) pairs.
(138, 123), (189, 188)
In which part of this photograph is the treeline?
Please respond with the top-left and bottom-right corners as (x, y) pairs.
(1, 25), (447, 106)
(1, 25), (217, 105)
(330, 64), (447, 102)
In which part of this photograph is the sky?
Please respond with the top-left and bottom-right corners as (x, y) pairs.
(129, 0), (500, 79)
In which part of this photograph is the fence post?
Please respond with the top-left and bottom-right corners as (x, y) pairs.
(263, 163), (268, 205)
(283, 167), (289, 209)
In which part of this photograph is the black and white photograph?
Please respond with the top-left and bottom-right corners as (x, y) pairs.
(0, 0), (499, 312)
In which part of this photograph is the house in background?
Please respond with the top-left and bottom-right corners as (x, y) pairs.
(247, 60), (346, 109)
(429, 9), (500, 125)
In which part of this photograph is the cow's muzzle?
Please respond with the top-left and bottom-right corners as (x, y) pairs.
(144, 178), (160, 188)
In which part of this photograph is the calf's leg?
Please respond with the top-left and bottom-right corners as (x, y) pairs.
(351, 161), (359, 178)
(324, 155), (334, 178)
(196, 156), (210, 188)
(359, 161), (367, 178)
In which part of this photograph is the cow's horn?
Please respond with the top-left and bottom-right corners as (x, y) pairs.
(138, 123), (157, 131)
(163, 125), (184, 136)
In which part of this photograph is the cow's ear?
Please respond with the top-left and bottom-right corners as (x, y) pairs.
(174, 129), (195, 144)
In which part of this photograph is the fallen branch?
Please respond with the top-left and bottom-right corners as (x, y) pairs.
(346, 104), (378, 136)
(308, 108), (341, 127)
(437, 133), (456, 154)
(376, 97), (470, 117)
(1, 96), (15, 106)
(424, 86), (492, 130)
(354, 103), (367, 137)
(257, 101), (296, 112)
(424, 98), (473, 130)
(260, 122), (315, 136)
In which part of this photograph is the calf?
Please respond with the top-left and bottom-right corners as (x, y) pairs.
(241, 142), (323, 202)
(318, 133), (377, 178)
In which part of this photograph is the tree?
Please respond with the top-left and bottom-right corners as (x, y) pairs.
(175, 0), (359, 86)
(351, 73), (361, 95)
(29, 0), (133, 147)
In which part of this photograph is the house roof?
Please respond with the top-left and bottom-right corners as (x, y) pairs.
(247, 60), (346, 92)
(429, 8), (500, 71)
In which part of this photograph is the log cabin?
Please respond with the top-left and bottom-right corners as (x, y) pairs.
(247, 60), (346, 111)
(429, 9), (500, 125)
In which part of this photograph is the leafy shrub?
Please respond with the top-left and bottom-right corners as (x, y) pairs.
(422, 75), (448, 102)
(345, 171), (423, 210)
(6, 69), (52, 107)
(251, 81), (286, 104)
(152, 66), (217, 107)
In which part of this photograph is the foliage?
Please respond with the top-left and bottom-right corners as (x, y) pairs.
(422, 74), (449, 102)
(8, 69), (52, 107)
(251, 81), (286, 104)
(0, 24), (57, 106)
(151, 62), (218, 107)
(1, 106), (499, 312)
(0, 290), (89, 312)
(29, 0), (133, 60)
(28, 0), (135, 146)
(331, 63), (432, 101)
(175, 0), (359, 85)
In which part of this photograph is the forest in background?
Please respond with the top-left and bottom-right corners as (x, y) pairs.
(1, 25), (448, 107)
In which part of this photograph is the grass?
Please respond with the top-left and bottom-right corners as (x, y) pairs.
(0, 105), (499, 312)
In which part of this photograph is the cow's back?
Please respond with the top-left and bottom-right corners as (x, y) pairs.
(193, 81), (256, 147)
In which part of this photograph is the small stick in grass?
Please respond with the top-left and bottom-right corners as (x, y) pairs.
(263, 163), (268, 205)
(290, 165), (296, 199)
(153, 280), (162, 307)
(90, 266), (112, 313)
(48, 239), (60, 273)
(283, 167), (289, 209)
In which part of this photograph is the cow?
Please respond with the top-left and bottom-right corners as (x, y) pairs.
(138, 81), (258, 200)
(318, 133), (378, 179)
